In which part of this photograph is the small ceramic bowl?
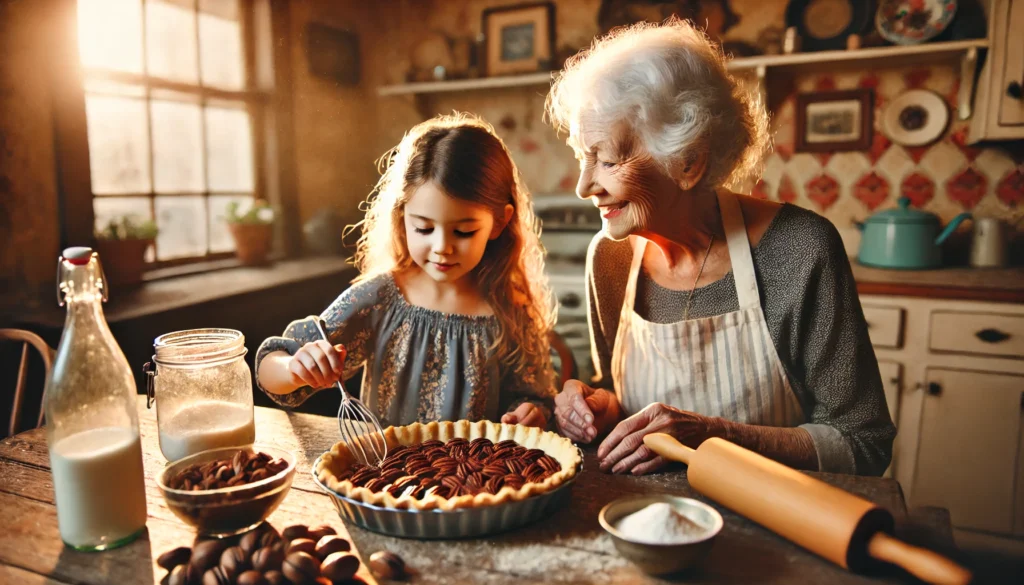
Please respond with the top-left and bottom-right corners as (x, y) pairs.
(158, 444), (296, 537)
(599, 495), (723, 576)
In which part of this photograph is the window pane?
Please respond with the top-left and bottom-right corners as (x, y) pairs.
(85, 94), (151, 194)
(151, 99), (205, 193)
(93, 197), (152, 235)
(199, 11), (245, 89)
(155, 196), (207, 259)
(83, 79), (146, 98)
(145, 0), (198, 83)
(77, 0), (143, 73)
(199, 0), (239, 20)
(208, 195), (250, 252)
(205, 106), (253, 192)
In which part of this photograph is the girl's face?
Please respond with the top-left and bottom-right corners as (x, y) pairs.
(573, 124), (679, 241)
(404, 180), (501, 283)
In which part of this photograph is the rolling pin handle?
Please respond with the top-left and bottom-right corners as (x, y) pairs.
(867, 532), (972, 585)
(643, 433), (694, 465)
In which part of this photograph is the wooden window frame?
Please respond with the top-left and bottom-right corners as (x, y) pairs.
(52, 0), (300, 274)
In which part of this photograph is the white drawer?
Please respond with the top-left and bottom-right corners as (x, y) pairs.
(929, 311), (1024, 359)
(863, 306), (904, 348)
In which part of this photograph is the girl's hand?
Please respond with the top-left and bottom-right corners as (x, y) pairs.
(597, 402), (717, 475)
(501, 402), (547, 428)
(289, 341), (347, 389)
(554, 380), (619, 443)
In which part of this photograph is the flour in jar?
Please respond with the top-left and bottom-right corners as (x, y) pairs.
(158, 401), (255, 462)
(615, 502), (707, 544)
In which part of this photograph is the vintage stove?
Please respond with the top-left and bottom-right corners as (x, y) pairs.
(534, 195), (602, 384)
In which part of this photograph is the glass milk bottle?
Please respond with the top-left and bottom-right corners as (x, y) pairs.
(45, 247), (148, 551)
(145, 329), (256, 462)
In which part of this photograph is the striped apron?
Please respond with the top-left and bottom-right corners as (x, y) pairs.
(610, 189), (805, 426)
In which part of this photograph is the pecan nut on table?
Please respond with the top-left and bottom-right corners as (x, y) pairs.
(156, 522), (385, 585)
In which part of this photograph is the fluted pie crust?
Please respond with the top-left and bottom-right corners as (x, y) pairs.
(315, 420), (581, 511)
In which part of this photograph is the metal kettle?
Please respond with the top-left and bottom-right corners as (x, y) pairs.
(855, 197), (972, 269)
(970, 218), (1008, 268)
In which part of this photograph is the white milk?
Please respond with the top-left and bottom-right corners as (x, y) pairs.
(158, 401), (255, 462)
(49, 427), (148, 549)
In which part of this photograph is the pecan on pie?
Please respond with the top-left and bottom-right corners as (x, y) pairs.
(315, 420), (581, 511)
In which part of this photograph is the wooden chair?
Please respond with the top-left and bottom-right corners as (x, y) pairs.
(548, 330), (578, 389)
(1, 329), (55, 437)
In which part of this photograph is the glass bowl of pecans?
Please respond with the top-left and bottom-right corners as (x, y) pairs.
(158, 444), (296, 537)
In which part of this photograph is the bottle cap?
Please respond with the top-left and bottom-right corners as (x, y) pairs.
(63, 247), (94, 266)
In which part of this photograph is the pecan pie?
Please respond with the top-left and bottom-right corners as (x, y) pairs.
(315, 420), (581, 511)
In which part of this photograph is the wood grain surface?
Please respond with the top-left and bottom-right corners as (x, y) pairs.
(0, 397), (955, 584)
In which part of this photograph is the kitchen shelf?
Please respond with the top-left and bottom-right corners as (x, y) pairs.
(377, 40), (988, 98)
(729, 38), (988, 72)
(377, 71), (552, 96)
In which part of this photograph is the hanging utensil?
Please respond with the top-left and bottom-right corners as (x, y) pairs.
(312, 318), (387, 467)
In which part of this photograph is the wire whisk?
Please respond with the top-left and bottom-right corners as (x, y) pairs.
(313, 318), (387, 467)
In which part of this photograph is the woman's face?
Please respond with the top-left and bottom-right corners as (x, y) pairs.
(404, 180), (497, 283)
(573, 124), (679, 241)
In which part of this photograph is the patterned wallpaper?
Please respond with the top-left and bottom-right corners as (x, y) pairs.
(753, 64), (1023, 255)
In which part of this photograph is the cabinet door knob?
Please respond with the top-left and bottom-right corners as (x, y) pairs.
(927, 382), (942, 396)
(975, 328), (1010, 343)
(1008, 81), (1023, 100)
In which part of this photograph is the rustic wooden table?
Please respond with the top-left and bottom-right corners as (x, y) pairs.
(0, 397), (958, 585)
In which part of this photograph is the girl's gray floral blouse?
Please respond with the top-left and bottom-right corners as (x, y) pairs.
(255, 272), (556, 427)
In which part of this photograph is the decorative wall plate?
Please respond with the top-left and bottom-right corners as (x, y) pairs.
(876, 0), (957, 45)
(882, 89), (949, 146)
(785, 0), (873, 51)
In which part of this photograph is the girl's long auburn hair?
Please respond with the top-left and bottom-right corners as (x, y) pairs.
(348, 113), (554, 375)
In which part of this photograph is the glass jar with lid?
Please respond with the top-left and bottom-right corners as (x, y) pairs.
(145, 329), (256, 462)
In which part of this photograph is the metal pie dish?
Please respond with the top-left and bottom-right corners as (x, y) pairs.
(312, 452), (582, 539)
(311, 420), (584, 538)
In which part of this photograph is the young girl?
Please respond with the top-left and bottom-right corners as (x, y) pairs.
(256, 114), (557, 429)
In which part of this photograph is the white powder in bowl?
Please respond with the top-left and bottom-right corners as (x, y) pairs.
(615, 502), (707, 544)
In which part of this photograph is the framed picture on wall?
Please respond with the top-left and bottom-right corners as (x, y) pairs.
(305, 23), (360, 86)
(482, 2), (555, 76)
(795, 89), (874, 152)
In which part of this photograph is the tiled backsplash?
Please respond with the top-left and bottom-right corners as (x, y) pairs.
(751, 64), (1023, 257)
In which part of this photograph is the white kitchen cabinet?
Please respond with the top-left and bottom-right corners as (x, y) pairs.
(911, 368), (1023, 534)
(969, 0), (1024, 142)
(877, 360), (902, 478)
(862, 293), (1024, 543)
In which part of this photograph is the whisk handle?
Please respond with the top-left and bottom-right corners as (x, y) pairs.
(312, 317), (351, 397)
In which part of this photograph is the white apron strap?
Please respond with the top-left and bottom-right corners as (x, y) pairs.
(622, 236), (646, 315)
(717, 189), (760, 311)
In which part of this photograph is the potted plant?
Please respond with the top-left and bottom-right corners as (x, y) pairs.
(225, 200), (275, 266)
(93, 215), (158, 288)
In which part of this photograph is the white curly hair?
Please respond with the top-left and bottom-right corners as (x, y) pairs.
(545, 18), (769, 190)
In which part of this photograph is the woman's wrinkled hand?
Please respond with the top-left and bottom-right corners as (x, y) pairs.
(597, 402), (718, 475)
(501, 402), (547, 428)
(554, 380), (620, 443)
(289, 340), (347, 389)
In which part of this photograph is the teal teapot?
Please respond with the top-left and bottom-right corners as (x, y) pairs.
(855, 197), (972, 269)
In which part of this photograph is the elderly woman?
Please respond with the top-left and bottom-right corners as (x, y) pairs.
(547, 20), (895, 476)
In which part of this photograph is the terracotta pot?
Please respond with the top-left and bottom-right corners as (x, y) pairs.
(93, 238), (153, 288)
(228, 223), (273, 266)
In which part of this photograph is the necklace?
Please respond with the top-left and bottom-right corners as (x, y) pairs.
(682, 234), (715, 321)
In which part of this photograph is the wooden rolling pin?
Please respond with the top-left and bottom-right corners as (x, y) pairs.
(644, 434), (971, 585)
